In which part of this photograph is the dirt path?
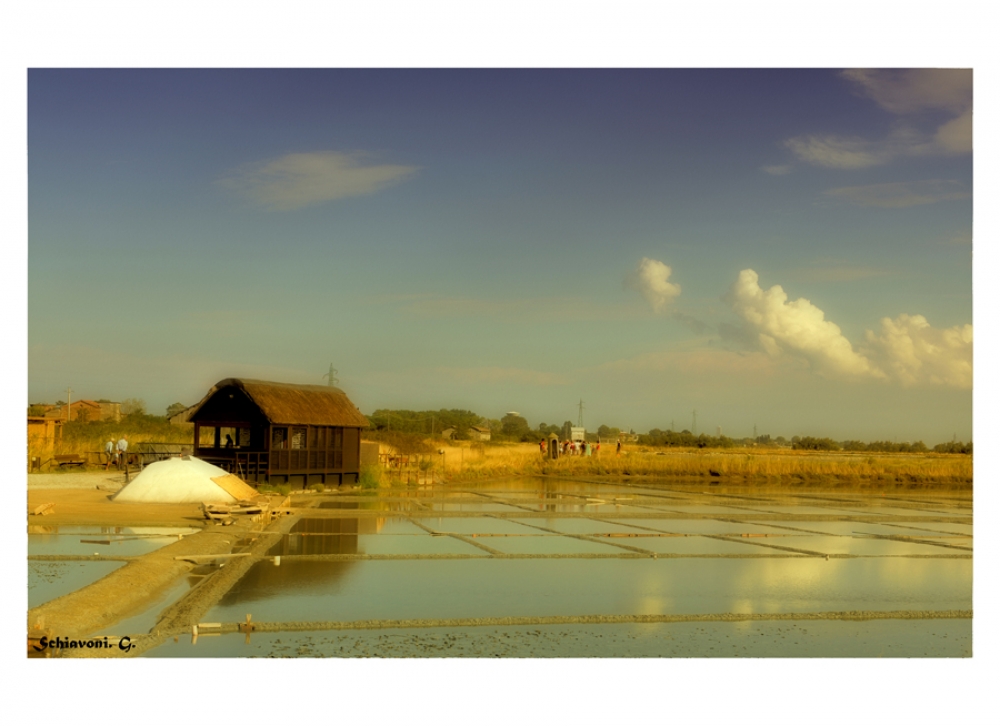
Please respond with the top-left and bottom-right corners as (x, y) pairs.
(27, 483), (210, 528)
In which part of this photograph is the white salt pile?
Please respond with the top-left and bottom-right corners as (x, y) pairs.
(112, 456), (259, 504)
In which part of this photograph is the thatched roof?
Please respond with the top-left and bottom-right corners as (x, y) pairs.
(192, 378), (370, 427)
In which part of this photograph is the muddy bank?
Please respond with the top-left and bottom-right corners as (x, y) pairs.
(63, 515), (300, 658)
(180, 608), (975, 634)
(28, 523), (260, 636)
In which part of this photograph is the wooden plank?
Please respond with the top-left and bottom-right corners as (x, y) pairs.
(30, 502), (55, 516)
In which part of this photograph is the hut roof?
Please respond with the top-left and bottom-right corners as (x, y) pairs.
(192, 378), (370, 427)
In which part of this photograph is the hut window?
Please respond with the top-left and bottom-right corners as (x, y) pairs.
(220, 427), (239, 449)
(272, 428), (287, 450)
(239, 427), (250, 447)
(199, 427), (217, 447)
(291, 427), (307, 450)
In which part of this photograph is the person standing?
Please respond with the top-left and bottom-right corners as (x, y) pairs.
(116, 435), (129, 470)
(616, 439), (622, 457)
(104, 439), (115, 470)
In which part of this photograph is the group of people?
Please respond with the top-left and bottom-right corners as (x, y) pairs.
(539, 439), (602, 457)
(104, 435), (129, 470)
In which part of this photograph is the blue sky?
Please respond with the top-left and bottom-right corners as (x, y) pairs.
(28, 68), (973, 442)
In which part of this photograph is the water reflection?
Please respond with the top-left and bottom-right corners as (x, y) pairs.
(28, 526), (201, 557)
(207, 557), (972, 624)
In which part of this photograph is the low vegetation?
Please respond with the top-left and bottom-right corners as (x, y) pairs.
(419, 441), (972, 488)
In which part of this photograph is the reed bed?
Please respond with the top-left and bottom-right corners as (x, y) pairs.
(432, 443), (972, 488)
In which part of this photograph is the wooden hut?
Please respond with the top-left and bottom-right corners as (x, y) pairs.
(187, 378), (370, 487)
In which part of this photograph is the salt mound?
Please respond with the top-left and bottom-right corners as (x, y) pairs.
(113, 457), (259, 504)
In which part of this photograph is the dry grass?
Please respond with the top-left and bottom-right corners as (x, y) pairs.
(428, 442), (972, 488)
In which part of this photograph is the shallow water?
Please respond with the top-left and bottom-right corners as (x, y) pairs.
(145, 618), (972, 657)
(28, 561), (124, 609)
(34, 477), (972, 657)
(206, 557), (971, 623)
(28, 526), (200, 557)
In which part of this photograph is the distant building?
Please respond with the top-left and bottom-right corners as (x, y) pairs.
(168, 405), (197, 425)
(440, 427), (457, 440)
(39, 400), (121, 423)
(468, 425), (491, 441)
(570, 426), (586, 443)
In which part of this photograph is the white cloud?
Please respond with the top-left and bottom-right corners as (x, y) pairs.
(824, 180), (970, 208)
(786, 69), (972, 169)
(841, 69), (972, 114)
(218, 151), (417, 211)
(863, 314), (972, 389)
(933, 106), (973, 154)
(724, 269), (880, 379)
(761, 164), (792, 175)
(724, 269), (973, 389)
(784, 134), (890, 169)
(626, 258), (681, 313)
(784, 124), (964, 169)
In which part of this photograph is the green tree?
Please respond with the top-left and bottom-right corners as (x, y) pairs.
(166, 402), (187, 418)
(501, 413), (530, 441)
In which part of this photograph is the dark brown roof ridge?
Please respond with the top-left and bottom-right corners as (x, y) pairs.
(197, 378), (370, 428)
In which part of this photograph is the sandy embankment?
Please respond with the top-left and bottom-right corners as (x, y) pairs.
(25, 471), (290, 641)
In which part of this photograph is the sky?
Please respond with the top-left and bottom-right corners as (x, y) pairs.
(26, 67), (974, 443)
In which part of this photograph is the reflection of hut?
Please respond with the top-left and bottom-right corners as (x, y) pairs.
(187, 378), (369, 487)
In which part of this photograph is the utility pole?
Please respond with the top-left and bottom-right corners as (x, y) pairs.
(578, 399), (585, 428)
(671, 420), (675, 432)
(323, 364), (339, 387)
(66, 387), (73, 423)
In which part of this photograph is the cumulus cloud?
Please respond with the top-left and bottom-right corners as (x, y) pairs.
(824, 180), (970, 208)
(626, 258), (681, 313)
(723, 269), (973, 389)
(218, 151), (417, 211)
(724, 269), (880, 379)
(863, 314), (972, 389)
